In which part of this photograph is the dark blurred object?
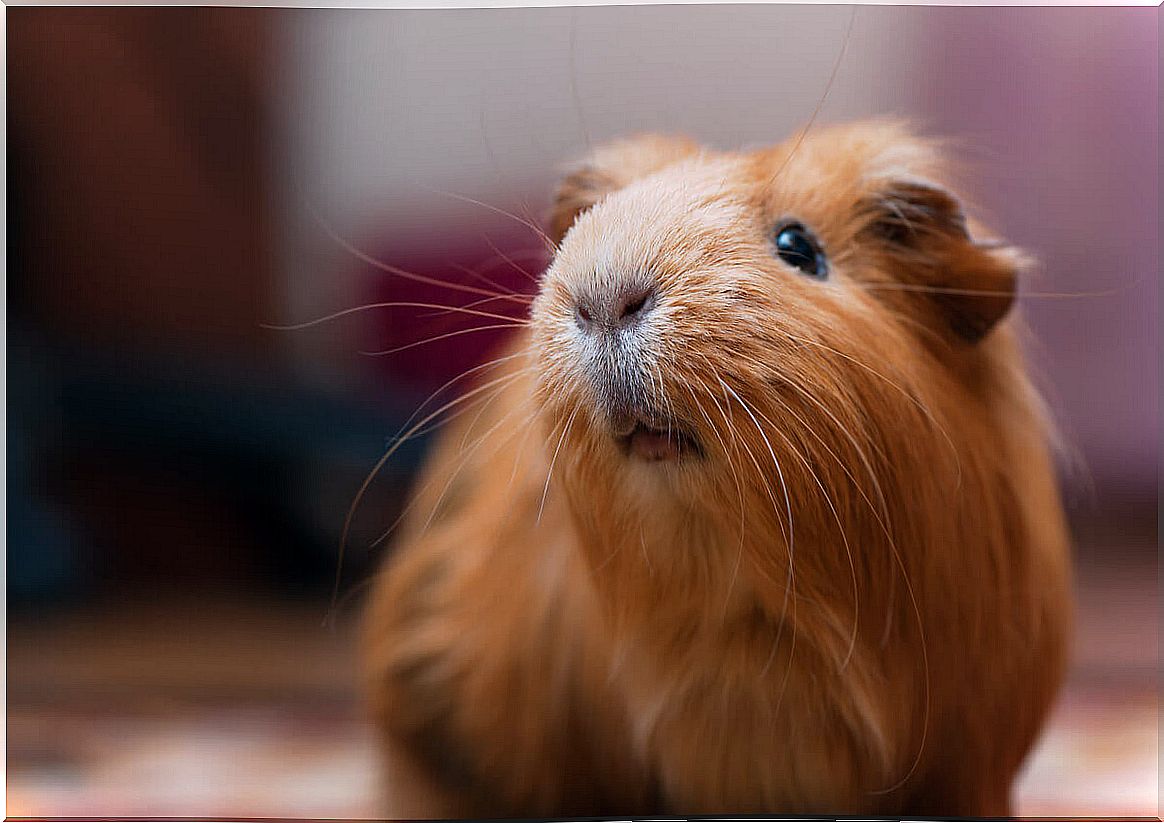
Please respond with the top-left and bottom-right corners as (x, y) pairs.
(8, 328), (88, 606)
(6, 9), (405, 609)
(8, 8), (273, 354)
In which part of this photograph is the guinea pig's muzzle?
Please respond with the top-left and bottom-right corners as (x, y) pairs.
(570, 282), (702, 463)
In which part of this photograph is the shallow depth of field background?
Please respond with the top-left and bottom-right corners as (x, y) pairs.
(7, 6), (1157, 817)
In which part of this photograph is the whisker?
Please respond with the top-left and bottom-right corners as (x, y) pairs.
(764, 5), (857, 190)
(730, 344), (892, 525)
(765, 380), (934, 796)
(507, 390), (549, 492)
(688, 368), (751, 625)
(754, 373), (927, 774)
(861, 281), (1140, 300)
(481, 232), (545, 287)
(420, 184), (558, 255)
(264, 301), (529, 332)
(328, 575), (380, 623)
(568, 8), (593, 153)
(367, 366), (538, 550)
(689, 358), (798, 695)
(327, 367), (531, 625)
(392, 351), (530, 448)
(777, 378), (892, 527)
(787, 333), (962, 489)
(360, 322), (527, 357)
(719, 380), (801, 691)
(747, 395), (860, 672)
(447, 261), (527, 302)
(304, 199), (530, 304)
(868, 539), (931, 797)
(450, 293), (535, 315)
(538, 402), (581, 524)
(420, 398), (537, 538)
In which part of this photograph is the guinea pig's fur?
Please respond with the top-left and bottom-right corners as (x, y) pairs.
(361, 121), (1073, 817)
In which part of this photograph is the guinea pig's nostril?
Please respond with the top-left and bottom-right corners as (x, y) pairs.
(574, 285), (655, 332)
(618, 287), (656, 323)
(575, 303), (594, 331)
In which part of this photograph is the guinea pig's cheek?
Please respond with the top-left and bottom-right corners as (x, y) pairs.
(527, 305), (586, 423)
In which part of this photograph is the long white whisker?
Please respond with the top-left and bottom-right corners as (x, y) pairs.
(538, 403), (581, 524)
(360, 322), (526, 357)
(421, 185), (558, 255)
(788, 333), (962, 488)
(329, 367), (530, 623)
(304, 199), (529, 303)
(749, 397), (860, 671)
(263, 301), (528, 332)
(394, 351), (531, 446)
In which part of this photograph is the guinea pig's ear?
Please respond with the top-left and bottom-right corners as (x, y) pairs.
(862, 178), (1026, 344)
(550, 134), (700, 245)
(551, 165), (621, 247)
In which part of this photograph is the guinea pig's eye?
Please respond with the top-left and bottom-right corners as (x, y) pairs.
(773, 222), (827, 280)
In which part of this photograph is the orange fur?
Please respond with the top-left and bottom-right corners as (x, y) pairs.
(361, 121), (1072, 816)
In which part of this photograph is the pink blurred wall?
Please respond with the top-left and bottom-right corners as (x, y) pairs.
(916, 7), (1157, 501)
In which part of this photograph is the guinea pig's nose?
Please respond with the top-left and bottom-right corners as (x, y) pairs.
(574, 284), (657, 333)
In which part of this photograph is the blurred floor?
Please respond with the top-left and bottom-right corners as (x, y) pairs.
(7, 530), (1158, 819)
(7, 596), (381, 819)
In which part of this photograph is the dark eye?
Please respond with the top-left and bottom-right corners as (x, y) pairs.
(773, 222), (827, 279)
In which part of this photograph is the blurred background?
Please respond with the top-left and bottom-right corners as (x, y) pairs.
(6, 5), (1157, 817)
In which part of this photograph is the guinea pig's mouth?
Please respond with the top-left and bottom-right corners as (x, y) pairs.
(614, 419), (703, 463)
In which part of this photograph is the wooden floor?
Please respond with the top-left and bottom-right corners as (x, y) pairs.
(8, 546), (1158, 819)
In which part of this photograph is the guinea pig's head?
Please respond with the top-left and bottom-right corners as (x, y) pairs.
(529, 122), (1027, 532)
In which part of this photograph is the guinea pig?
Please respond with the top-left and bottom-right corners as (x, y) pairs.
(360, 120), (1073, 818)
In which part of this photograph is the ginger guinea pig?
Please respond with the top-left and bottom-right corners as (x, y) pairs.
(361, 121), (1073, 818)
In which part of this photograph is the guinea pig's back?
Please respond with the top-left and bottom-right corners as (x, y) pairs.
(900, 323), (1073, 813)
